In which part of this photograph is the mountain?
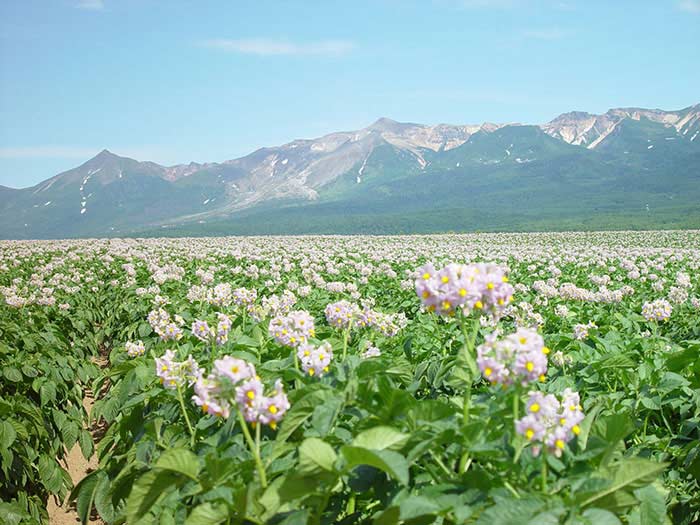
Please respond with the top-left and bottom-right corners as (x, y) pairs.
(1, 103), (699, 238)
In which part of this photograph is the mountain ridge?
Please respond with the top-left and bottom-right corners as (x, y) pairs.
(1, 103), (699, 238)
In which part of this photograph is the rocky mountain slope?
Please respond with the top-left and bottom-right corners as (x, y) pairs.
(1, 103), (698, 238)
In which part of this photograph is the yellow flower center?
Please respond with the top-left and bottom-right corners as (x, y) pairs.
(486, 282), (494, 290)
(268, 405), (278, 414)
(459, 288), (467, 297)
(555, 439), (565, 450)
(572, 425), (581, 435)
(530, 403), (540, 413)
(441, 276), (449, 283)
(484, 367), (492, 377)
(423, 272), (431, 280)
(525, 429), (535, 440)
(246, 391), (255, 400)
(526, 361), (534, 372)
(474, 300), (483, 309)
(542, 346), (550, 355)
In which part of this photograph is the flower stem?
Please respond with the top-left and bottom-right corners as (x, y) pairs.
(237, 411), (268, 488)
(513, 391), (519, 422)
(541, 452), (548, 494)
(176, 386), (196, 448)
(342, 329), (349, 360)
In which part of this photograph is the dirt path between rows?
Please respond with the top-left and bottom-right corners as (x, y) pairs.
(48, 353), (109, 525)
(47, 389), (101, 525)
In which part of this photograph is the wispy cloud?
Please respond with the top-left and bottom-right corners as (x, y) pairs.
(199, 38), (355, 56)
(75, 0), (104, 10)
(523, 28), (568, 40)
(679, 0), (700, 13)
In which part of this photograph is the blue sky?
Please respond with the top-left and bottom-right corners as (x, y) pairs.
(1, 0), (698, 188)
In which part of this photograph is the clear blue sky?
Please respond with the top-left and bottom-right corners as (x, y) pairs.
(1, 0), (698, 188)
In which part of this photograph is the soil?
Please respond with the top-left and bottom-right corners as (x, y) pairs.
(48, 354), (109, 525)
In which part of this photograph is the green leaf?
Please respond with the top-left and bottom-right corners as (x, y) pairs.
(138, 322), (152, 338)
(185, 503), (228, 525)
(474, 498), (543, 525)
(38, 455), (64, 494)
(577, 459), (667, 509)
(71, 470), (101, 525)
(40, 381), (57, 406)
(341, 446), (409, 485)
(61, 421), (80, 450)
(3, 367), (22, 382)
(635, 483), (667, 525)
(126, 470), (178, 524)
(155, 448), (201, 481)
(0, 420), (17, 449)
(580, 508), (621, 525)
(79, 429), (94, 460)
(298, 437), (337, 474)
(352, 426), (408, 451)
(399, 496), (441, 520)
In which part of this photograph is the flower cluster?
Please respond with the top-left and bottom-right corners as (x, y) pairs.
(515, 388), (584, 457)
(325, 300), (360, 330)
(125, 340), (146, 358)
(191, 356), (290, 428)
(362, 345), (382, 359)
(415, 262), (514, 317)
(155, 350), (202, 389)
(268, 310), (315, 347)
(573, 321), (596, 340)
(147, 308), (184, 341)
(233, 287), (258, 307)
(477, 327), (549, 386)
(297, 341), (333, 377)
(641, 298), (672, 321)
(356, 307), (407, 337)
(191, 313), (233, 346)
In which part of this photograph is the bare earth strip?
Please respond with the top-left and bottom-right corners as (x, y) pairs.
(47, 388), (101, 524)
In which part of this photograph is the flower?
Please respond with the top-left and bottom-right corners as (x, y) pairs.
(191, 319), (213, 342)
(213, 356), (256, 383)
(477, 327), (549, 386)
(516, 388), (584, 457)
(190, 356), (290, 428)
(415, 262), (514, 317)
(155, 350), (202, 389)
(269, 310), (315, 347)
(125, 340), (146, 358)
(573, 321), (596, 340)
(325, 300), (360, 330)
(362, 345), (382, 359)
(641, 299), (672, 321)
(297, 341), (333, 377)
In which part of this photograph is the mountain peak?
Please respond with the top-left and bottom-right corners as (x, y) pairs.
(367, 117), (417, 133)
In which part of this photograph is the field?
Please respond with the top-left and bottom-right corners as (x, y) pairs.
(1, 231), (699, 525)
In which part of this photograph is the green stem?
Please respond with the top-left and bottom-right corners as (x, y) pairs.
(513, 391), (519, 422)
(463, 388), (471, 423)
(541, 451), (548, 494)
(237, 411), (268, 488)
(342, 329), (349, 360)
(176, 386), (195, 448)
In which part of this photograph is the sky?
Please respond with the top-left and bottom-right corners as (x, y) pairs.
(0, 0), (699, 188)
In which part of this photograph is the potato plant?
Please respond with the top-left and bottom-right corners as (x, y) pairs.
(0, 232), (698, 525)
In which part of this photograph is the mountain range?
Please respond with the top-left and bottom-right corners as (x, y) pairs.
(1, 103), (699, 238)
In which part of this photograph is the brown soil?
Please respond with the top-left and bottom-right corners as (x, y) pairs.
(48, 355), (108, 525)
